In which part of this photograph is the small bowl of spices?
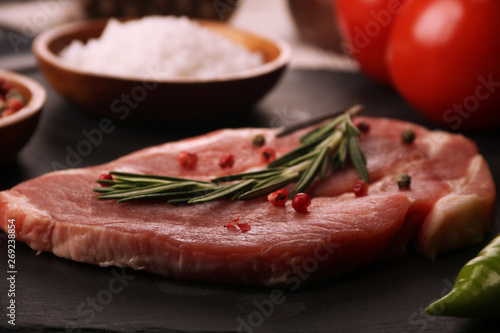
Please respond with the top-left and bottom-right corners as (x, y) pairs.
(0, 70), (46, 164)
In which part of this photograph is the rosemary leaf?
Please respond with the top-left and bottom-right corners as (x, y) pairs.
(319, 150), (331, 179)
(98, 182), (204, 200)
(242, 170), (283, 180)
(331, 154), (341, 172)
(252, 172), (300, 191)
(268, 138), (321, 168)
(168, 197), (196, 204)
(188, 179), (257, 204)
(112, 175), (174, 185)
(348, 135), (369, 183)
(238, 172), (299, 200)
(282, 151), (317, 168)
(96, 179), (119, 186)
(300, 116), (344, 146)
(299, 124), (326, 144)
(294, 145), (330, 194)
(300, 105), (362, 144)
(338, 137), (348, 165)
(97, 183), (167, 198)
(110, 171), (210, 184)
(112, 184), (140, 190)
(230, 184), (257, 201)
(345, 114), (361, 137)
(93, 187), (115, 193)
(212, 169), (280, 183)
(117, 190), (200, 203)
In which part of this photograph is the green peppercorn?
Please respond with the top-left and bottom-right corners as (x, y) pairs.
(401, 129), (416, 144)
(396, 172), (411, 189)
(252, 134), (266, 147)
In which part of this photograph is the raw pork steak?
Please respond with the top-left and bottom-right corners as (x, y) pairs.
(0, 117), (495, 286)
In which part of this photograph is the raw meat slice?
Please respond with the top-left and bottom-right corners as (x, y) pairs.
(308, 117), (496, 259)
(0, 187), (409, 286)
(0, 117), (495, 286)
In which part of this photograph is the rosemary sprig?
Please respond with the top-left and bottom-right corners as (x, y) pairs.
(94, 105), (369, 204)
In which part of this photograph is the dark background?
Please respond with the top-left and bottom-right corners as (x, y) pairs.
(0, 64), (499, 333)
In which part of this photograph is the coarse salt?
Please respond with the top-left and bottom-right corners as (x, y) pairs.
(59, 16), (264, 80)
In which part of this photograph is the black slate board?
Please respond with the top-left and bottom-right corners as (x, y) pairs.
(0, 68), (499, 333)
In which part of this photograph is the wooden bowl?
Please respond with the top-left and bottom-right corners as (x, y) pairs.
(0, 70), (46, 164)
(288, 0), (343, 53)
(32, 18), (291, 123)
(78, 0), (240, 22)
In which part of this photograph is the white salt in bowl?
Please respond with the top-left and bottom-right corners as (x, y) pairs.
(32, 18), (291, 124)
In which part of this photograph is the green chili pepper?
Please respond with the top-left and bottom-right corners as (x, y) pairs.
(426, 233), (500, 318)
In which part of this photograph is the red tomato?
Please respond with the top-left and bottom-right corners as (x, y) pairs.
(388, 0), (500, 130)
(336, 0), (408, 84)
